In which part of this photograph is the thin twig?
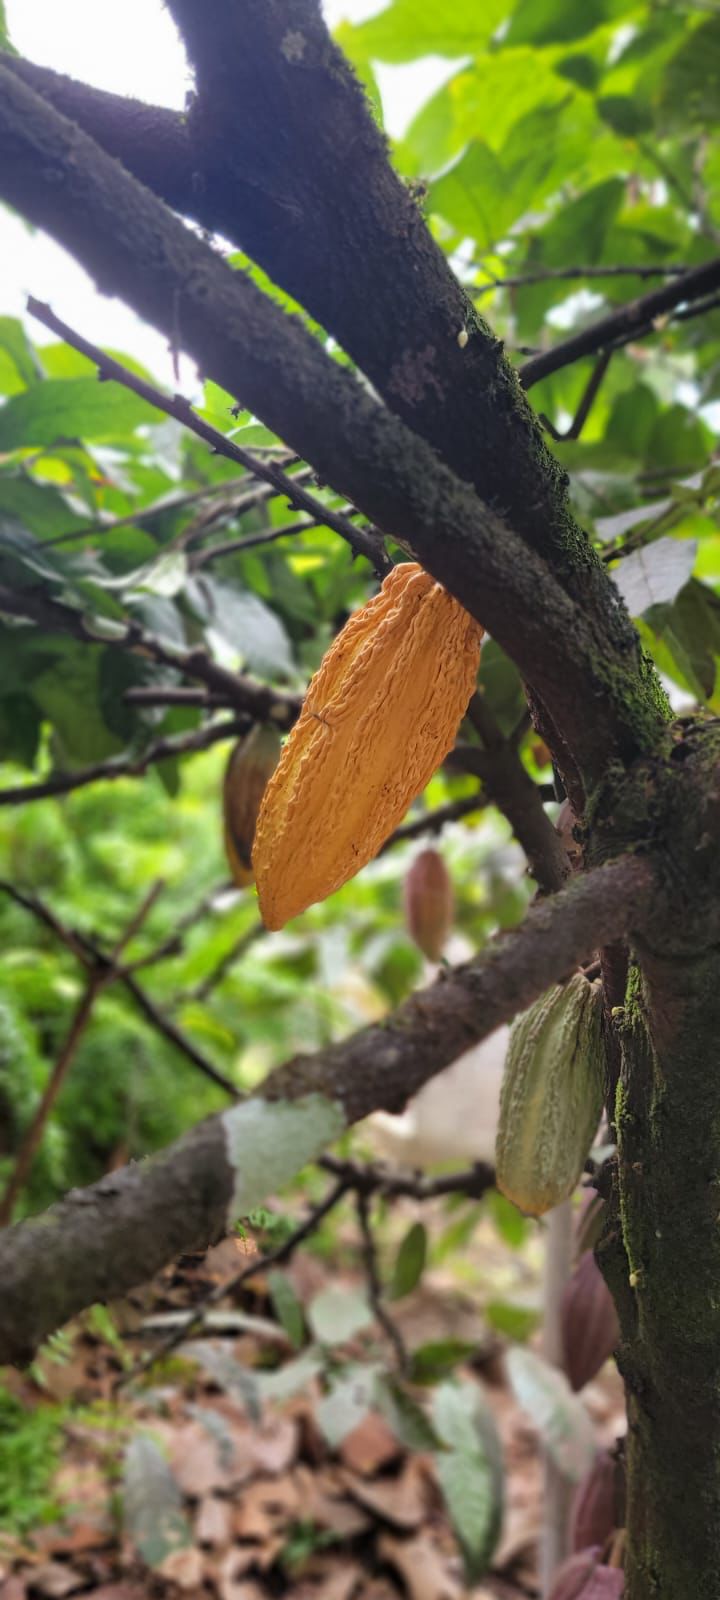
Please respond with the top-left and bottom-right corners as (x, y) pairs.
(378, 791), (486, 854)
(0, 879), (239, 1099)
(0, 881), (163, 1224)
(0, 580), (302, 728)
(0, 717), (248, 807)
(117, 1172), (352, 1388)
(539, 350), (612, 442)
(474, 262), (691, 296)
(28, 298), (390, 578)
(319, 1152), (496, 1202)
(356, 1190), (408, 1371)
(181, 920), (265, 1005)
(519, 255), (720, 388)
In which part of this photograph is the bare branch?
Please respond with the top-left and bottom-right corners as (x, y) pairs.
(0, 854), (653, 1363)
(0, 717), (248, 807)
(473, 262), (692, 295)
(356, 1190), (408, 1371)
(519, 257), (720, 389)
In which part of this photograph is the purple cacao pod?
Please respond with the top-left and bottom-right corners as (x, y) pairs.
(571, 1449), (624, 1551)
(549, 1548), (624, 1599)
(562, 1249), (620, 1391)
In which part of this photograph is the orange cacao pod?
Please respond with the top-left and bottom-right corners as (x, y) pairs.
(223, 723), (282, 887)
(404, 848), (454, 961)
(253, 563), (482, 930)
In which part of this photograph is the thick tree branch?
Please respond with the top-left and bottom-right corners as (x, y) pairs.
(0, 855), (652, 1363)
(0, 67), (665, 794)
(520, 256), (720, 388)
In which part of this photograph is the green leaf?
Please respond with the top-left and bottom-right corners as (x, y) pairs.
(646, 579), (720, 700)
(315, 1364), (377, 1447)
(122, 1436), (192, 1569)
(307, 1285), (373, 1346)
(660, 18), (720, 130)
(268, 1269), (306, 1349)
(485, 1298), (540, 1341)
(0, 318), (40, 388)
(343, 0), (508, 63)
(0, 378), (161, 452)
(0, 475), (90, 540)
(192, 577), (294, 678)
(432, 1380), (503, 1583)
(488, 1190), (529, 1250)
(605, 384), (660, 457)
(388, 1221), (427, 1301)
(0, 693), (42, 767)
(506, 1346), (596, 1481)
(505, 0), (627, 45)
(644, 405), (713, 475)
(611, 536), (697, 617)
(409, 1339), (477, 1384)
(374, 1375), (439, 1452)
(30, 641), (123, 766)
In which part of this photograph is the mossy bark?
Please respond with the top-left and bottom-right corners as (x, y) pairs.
(604, 949), (720, 1598)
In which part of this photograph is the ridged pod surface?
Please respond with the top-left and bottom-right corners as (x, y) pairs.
(495, 973), (605, 1217)
(253, 562), (483, 930)
(404, 848), (454, 961)
(223, 723), (282, 887)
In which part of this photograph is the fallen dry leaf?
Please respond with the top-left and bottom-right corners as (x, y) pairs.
(158, 1544), (205, 1590)
(341, 1458), (432, 1531)
(195, 1495), (233, 1549)
(24, 1564), (85, 1599)
(292, 1467), (371, 1539)
(339, 1414), (401, 1478)
(378, 1534), (462, 1600)
(232, 1474), (300, 1541)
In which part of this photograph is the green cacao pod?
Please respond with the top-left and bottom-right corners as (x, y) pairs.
(495, 973), (605, 1218)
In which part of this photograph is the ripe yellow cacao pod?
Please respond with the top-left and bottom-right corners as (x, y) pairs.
(495, 973), (605, 1218)
(223, 723), (282, 888)
(253, 562), (483, 930)
(404, 848), (454, 961)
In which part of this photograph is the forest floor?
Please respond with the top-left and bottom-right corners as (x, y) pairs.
(0, 1218), (624, 1600)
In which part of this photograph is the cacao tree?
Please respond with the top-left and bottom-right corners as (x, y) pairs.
(0, 1), (718, 1595)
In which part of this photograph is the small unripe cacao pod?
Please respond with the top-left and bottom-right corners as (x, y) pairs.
(562, 1250), (620, 1392)
(223, 723), (282, 887)
(253, 563), (482, 930)
(495, 973), (605, 1217)
(548, 1549), (623, 1599)
(404, 849), (454, 961)
(571, 1449), (624, 1553)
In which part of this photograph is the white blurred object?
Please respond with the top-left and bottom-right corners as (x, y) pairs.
(369, 1026), (509, 1169)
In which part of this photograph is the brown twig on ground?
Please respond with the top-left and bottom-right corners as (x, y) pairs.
(28, 298), (390, 579)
